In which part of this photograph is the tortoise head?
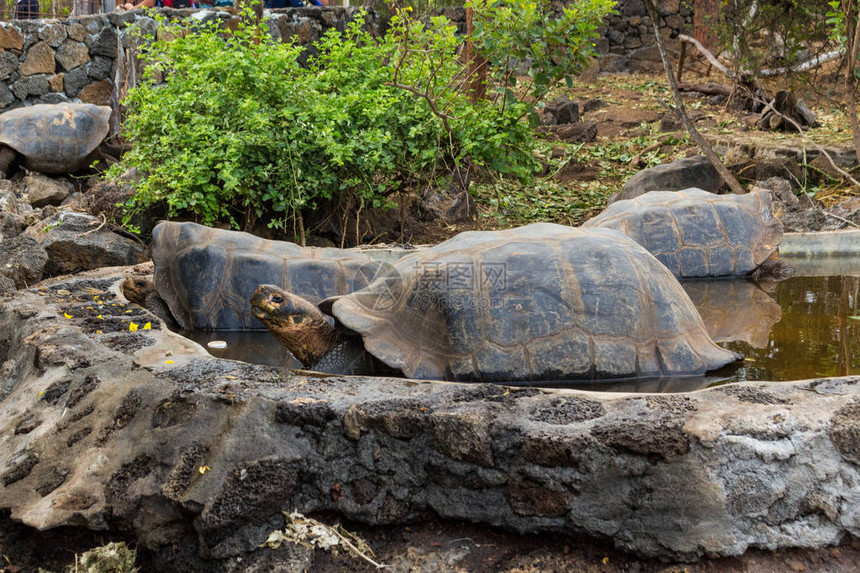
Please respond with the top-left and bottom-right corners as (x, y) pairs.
(122, 274), (155, 307)
(250, 284), (339, 367)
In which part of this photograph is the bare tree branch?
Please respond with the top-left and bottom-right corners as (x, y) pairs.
(644, 1), (746, 194)
(759, 49), (846, 76)
(679, 35), (844, 78)
(678, 34), (736, 78)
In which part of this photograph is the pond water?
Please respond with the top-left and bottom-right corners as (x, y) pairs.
(182, 256), (860, 392)
(719, 274), (860, 382)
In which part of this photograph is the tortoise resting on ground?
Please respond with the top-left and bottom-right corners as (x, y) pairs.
(583, 188), (794, 281)
(0, 103), (112, 177)
(149, 221), (383, 331)
(251, 223), (741, 383)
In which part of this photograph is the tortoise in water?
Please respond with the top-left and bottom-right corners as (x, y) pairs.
(0, 104), (112, 178)
(149, 221), (393, 331)
(583, 188), (794, 280)
(121, 271), (179, 330)
(251, 223), (741, 382)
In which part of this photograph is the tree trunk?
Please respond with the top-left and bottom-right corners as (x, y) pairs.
(843, 2), (860, 163)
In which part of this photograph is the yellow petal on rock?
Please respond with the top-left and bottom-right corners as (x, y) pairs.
(97, 314), (103, 319)
(199, 465), (210, 474)
(96, 330), (103, 334)
(143, 322), (152, 330)
(63, 313), (72, 319)
(165, 360), (175, 365)
(129, 322), (139, 332)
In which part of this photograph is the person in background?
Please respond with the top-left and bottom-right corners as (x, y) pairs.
(120, 0), (195, 9)
(16, 0), (40, 18)
(265, 0), (322, 6)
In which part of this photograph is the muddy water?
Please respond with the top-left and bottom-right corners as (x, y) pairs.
(183, 256), (860, 392)
(720, 274), (860, 382)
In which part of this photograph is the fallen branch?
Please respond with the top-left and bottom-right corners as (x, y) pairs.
(678, 34), (736, 79)
(758, 49), (846, 76)
(631, 141), (662, 167)
(826, 211), (860, 229)
(678, 35), (844, 79)
(75, 213), (107, 238)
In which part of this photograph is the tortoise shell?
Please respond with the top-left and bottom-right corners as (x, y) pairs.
(322, 223), (739, 382)
(0, 103), (111, 174)
(583, 188), (783, 279)
(151, 221), (380, 331)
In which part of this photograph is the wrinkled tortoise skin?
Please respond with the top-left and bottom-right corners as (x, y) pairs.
(0, 103), (111, 174)
(321, 223), (740, 382)
(583, 188), (783, 279)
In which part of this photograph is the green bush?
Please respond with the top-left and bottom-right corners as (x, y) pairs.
(116, 2), (614, 237)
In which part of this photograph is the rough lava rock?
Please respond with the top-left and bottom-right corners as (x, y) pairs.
(23, 174), (74, 208)
(611, 155), (724, 204)
(1, 210), (145, 291)
(23, 211), (145, 277)
(0, 266), (856, 570)
(0, 234), (47, 291)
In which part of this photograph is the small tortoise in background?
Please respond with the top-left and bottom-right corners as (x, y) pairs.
(149, 221), (388, 331)
(251, 223), (741, 383)
(583, 188), (794, 281)
(0, 103), (112, 178)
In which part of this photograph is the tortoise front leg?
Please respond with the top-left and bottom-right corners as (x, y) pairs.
(0, 145), (16, 179)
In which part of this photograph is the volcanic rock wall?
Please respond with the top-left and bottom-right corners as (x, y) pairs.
(0, 7), (372, 113)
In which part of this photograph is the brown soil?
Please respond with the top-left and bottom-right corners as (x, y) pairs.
(312, 518), (860, 572)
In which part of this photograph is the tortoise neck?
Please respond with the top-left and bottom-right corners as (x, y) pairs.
(271, 315), (343, 367)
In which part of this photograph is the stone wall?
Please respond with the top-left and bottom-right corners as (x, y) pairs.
(599, 0), (694, 72)
(0, 6), (372, 115)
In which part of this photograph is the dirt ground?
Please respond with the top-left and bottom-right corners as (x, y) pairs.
(310, 518), (860, 573)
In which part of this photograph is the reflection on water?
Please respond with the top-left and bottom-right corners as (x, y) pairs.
(682, 280), (782, 348)
(182, 257), (860, 391)
(722, 274), (860, 382)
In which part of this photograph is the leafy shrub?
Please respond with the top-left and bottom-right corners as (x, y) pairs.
(115, 2), (614, 238)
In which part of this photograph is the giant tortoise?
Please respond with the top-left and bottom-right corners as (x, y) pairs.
(583, 188), (793, 280)
(251, 223), (741, 383)
(0, 103), (112, 177)
(149, 221), (394, 331)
